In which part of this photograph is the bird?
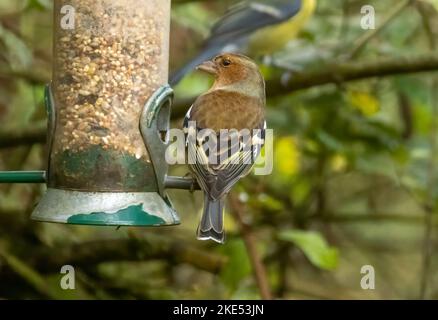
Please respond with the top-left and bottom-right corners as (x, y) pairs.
(170, 0), (316, 85)
(183, 53), (266, 243)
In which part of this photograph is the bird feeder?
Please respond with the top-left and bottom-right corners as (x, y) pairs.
(29, 0), (182, 226)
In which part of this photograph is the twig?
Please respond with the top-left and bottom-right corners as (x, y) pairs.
(0, 245), (60, 299)
(173, 53), (438, 117)
(337, 0), (351, 42)
(421, 192), (435, 300)
(417, 1), (437, 300)
(27, 235), (227, 274)
(269, 54), (438, 94)
(398, 92), (413, 140)
(0, 124), (46, 149)
(275, 242), (290, 298)
(319, 212), (430, 224)
(346, 0), (412, 59)
(417, 1), (437, 49)
(5, 55), (438, 148)
(0, 68), (50, 85)
(229, 193), (272, 300)
(173, 0), (206, 3)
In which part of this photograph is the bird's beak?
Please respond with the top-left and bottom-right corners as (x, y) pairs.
(196, 60), (218, 75)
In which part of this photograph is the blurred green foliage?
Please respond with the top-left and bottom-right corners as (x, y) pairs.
(1, 0), (438, 300)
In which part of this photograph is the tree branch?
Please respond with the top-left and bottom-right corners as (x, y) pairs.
(268, 54), (438, 95)
(0, 245), (60, 299)
(4, 54), (438, 149)
(27, 235), (227, 274)
(417, 1), (438, 300)
(173, 0), (207, 3)
(173, 54), (438, 117)
(318, 212), (432, 224)
(229, 193), (272, 300)
(0, 124), (46, 149)
(0, 69), (50, 85)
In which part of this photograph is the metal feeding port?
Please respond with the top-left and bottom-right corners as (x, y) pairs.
(0, 0), (199, 226)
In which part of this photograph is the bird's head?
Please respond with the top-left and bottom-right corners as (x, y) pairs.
(196, 53), (265, 97)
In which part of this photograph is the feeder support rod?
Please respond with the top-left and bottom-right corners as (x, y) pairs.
(0, 171), (46, 183)
(0, 171), (199, 190)
(164, 176), (200, 190)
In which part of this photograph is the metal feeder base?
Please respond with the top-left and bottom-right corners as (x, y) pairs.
(31, 188), (180, 226)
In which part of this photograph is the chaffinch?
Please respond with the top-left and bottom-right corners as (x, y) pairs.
(183, 53), (266, 243)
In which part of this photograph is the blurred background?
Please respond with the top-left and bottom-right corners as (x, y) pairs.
(1, 0), (438, 299)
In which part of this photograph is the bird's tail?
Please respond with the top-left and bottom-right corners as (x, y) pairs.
(197, 194), (225, 244)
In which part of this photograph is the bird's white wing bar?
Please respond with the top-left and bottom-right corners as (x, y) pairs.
(250, 2), (283, 19)
(209, 0), (301, 40)
(186, 125), (265, 200)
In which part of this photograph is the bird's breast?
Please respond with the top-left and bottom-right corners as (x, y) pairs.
(191, 90), (265, 132)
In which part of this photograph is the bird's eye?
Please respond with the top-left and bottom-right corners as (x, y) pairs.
(222, 59), (232, 67)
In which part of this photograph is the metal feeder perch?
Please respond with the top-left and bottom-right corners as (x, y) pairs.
(0, 0), (197, 226)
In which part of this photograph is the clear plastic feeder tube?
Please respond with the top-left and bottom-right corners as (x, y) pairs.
(50, 0), (171, 192)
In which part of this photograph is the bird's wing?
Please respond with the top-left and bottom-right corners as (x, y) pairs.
(184, 105), (266, 200)
(208, 0), (302, 44)
(207, 123), (265, 199)
(170, 0), (303, 85)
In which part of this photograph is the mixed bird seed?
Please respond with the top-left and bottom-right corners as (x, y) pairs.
(52, 0), (170, 159)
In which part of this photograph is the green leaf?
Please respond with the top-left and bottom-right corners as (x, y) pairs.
(423, 0), (438, 12)
(347, 90), (380, 116)
(316, 130), (344, 152)
(0, 0), (27, 15)
(279, 230), (339, 270)
(26, 0), (51, 10)
(0, 24), (33, 70)
(219, 239), (252, 290)
(256, 193), (284, 211)
(290, 177), (312, 206)
(274, 136), (301, 177)
(355, 153), (398, 182)
(171, 3), (213, 36)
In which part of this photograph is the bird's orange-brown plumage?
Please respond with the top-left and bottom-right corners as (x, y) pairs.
(190, 90), (265, 132)
(184, 53), (266, 243)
